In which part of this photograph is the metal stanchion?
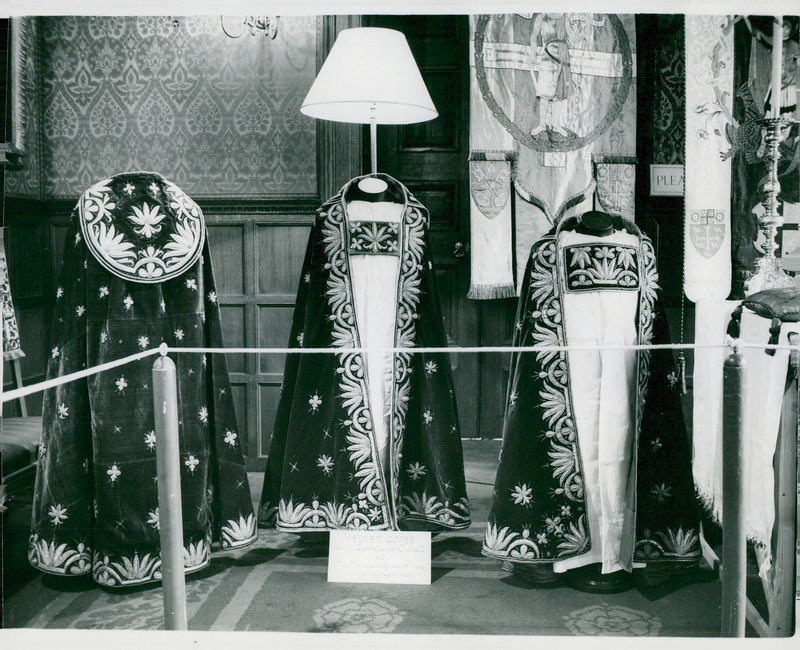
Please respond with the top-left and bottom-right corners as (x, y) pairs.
(721, 348), (747, 637)
(770, 333), (799, 636)
(153, 347), (188, 631)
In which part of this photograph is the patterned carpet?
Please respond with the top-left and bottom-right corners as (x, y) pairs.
(2, 440), (724, 636)
(3, 529), (721, 635)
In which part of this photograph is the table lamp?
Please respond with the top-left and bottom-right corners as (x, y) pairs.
(301, 27), (438, 193)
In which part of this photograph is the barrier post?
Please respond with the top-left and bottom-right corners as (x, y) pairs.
(153, 350), (188, 631)
(769, 333), (799, 636)
(721, 349), (747, 637)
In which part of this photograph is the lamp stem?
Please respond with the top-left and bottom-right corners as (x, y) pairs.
(358, 102), (388, 194)
(370, 112), (378, 176)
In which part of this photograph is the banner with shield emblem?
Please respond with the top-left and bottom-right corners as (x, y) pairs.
(684, 16), (734, 302)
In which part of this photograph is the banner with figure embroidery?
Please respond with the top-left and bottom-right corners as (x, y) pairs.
(468, 15), (516, 299)
(470, 13), (637, 295)
(684, 15), (734, 302)
(0, 228), (25, 361)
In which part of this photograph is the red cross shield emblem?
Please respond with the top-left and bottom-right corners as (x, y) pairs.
(689, 209), (726, 259)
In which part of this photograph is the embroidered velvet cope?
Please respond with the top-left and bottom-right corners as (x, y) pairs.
(482, 216), (700, 579)
(258, 174), (470, 532)
(28, 172), (256, 587)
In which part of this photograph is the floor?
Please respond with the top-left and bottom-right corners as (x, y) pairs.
(1, 439), (732, 637)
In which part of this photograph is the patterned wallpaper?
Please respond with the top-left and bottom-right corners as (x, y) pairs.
(4, 17), (44, 200)
(651, 16), (685, 165)
(11, 15), (318, 200)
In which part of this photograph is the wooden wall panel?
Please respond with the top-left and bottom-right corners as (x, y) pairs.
(256, 224), (311, 296)
(218, 304), (246, 374)
(206, 224), (245, 295)
(257, 305), (294, 375)
(7, 224), (47, 299)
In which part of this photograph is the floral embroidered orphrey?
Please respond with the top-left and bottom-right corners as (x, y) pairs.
(563, 243), (640, 291)
(28, 173), (256, 587)
(483, 215), (700, 580)
(79, 175), (205, 283)
(259, 174), (470, 532)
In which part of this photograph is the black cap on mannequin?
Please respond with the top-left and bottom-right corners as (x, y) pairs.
(577, 210), (615, 237)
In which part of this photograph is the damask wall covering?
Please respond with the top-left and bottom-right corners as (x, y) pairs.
(650, 16), (685, 165)
(7, 15), (318, 200)
(4, 17), (44, 200)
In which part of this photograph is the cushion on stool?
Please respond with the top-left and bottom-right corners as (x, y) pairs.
(734, 288), (800, 356)
(742, 287), (800, 323)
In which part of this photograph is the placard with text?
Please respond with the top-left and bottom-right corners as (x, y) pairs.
(327, 530), (431, 585)
(650, 164), (684, 196)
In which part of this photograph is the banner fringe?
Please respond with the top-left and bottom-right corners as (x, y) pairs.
(467, 284), (517, 300)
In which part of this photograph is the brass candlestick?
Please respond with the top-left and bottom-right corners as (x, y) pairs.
(744, 116), (797, 295)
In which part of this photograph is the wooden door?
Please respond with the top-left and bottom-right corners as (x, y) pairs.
(364, 14), (511, 439)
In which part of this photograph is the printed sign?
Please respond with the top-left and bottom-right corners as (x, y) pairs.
(327, 530), (431, 585)
(650, 164), (684, 196)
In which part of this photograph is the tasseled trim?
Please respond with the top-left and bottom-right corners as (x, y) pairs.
(694, 488), (770, 550)
(3, 348), (26, 361)
(765, 317), (782, 357)
(469, 150), (517, 162)
(726, 304), (743, 339)
(467, 283), (517, 300)
(591, 154), (639, 165)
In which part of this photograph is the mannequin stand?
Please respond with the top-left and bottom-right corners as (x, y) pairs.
(511, 563), (561, 587)
(565, 564), (634, 594)
(357, 112), (389, 195)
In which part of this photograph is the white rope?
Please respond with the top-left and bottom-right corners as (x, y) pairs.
(4, 338), (800, 404)
(166, 339), (800, 354)
(1, 348), (161, 403)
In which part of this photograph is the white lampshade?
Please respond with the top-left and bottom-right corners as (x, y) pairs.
(300, 27), (438, 125)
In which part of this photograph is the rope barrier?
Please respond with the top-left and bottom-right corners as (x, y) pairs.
(1, 347), (162, 403)
(4, 339), (800, 404)
(158, 340), (800, 355)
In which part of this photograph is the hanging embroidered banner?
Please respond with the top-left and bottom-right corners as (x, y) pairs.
(593, 155), (638, 221)
(691, 298), (739, 527)
(0, 228), (25, 361)
(693, 300), (799, 577)
(468, 14), (516, 299)
(684, 15), (734, 302)
(471, 14), (637, 295)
